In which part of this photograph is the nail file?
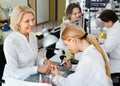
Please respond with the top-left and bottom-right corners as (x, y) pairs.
(59, 56), (70, 66)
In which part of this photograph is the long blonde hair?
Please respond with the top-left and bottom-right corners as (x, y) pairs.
(61, 23), (110, 78)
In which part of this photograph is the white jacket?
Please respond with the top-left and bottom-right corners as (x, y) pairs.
(3, 31), (44, 80)
(102, 20), (120, 73)
(52, 45), (113, 86)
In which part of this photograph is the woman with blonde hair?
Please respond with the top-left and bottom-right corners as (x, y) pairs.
(51, 23), (113, 86)
(2, 5), (52, 83)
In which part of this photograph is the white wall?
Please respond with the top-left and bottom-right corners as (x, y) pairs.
(11, 0), (28, 9)
(36, 0), (49, 24)
(0, 0), (10, 9)
(0, 0), (28, 9)
(0, 0), (49, 24)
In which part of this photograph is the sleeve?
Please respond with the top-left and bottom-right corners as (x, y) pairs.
(32, 33), (45, 65)
(35, 51), (45, 65)
(102, 29), (120, 53)
(52, 56), (97, 86)
(71, 65), (77, 71)
(4, 40), (38, 80)
(52, 75), (66, 86)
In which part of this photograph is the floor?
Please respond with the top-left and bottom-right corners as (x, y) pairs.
(34, 20), (62, 33)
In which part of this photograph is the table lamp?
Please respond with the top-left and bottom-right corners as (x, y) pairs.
(42, 28), (58, 48)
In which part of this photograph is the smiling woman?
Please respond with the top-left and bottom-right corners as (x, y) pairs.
(2, 5), (53, 86)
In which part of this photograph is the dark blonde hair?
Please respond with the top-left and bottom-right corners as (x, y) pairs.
(10, 5), (35, 31)
(61, 23), (110, 78)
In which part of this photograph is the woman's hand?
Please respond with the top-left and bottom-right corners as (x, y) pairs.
(37, 65), (51, 74)
(51, 65), (59, 76)
(63, 58), (72, 69)
(44, 59), (53, 65)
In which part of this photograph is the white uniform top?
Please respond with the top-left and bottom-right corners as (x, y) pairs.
(52, 45), (113, 86)
(102, 20), (120, 73)
(3, 31), (44, 80)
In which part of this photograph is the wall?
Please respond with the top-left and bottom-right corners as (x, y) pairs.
(0, 0), (28, 9)
(57, 0), (66, 20)
(28, 0), (49, 24)
(36, 0), (49, 24)
(49, 0), (65, 21)
(0, 0), (10, 9)
(0, 0), (49, 24)
(49, 0), (54, 21)
(28, 0), (35, 11)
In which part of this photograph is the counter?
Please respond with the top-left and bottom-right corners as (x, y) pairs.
(24, 65), (73, 86)
(2, 64), (73, 86)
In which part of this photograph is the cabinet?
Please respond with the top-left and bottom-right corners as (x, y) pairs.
(28, 0), (49, 24)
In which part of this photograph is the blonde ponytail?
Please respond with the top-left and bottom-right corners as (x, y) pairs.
(61, 23), (111, 78)
(87, 34), (111, 78)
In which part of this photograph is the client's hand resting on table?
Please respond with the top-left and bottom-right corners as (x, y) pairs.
(37, 59), (53, 74)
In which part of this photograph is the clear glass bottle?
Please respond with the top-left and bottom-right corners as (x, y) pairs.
(41, 74), (53, 85)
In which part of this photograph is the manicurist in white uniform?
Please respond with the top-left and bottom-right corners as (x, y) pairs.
(3, 5), (52, 81)
(98, 9), (120, 85)
(55, 3), (82, 55)
(51, 23), (113, 86)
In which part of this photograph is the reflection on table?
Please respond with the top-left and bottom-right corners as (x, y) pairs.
(4, 76), (51, 86)
(25, 65), (74, 86)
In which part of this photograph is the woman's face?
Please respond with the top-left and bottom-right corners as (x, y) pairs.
(18, 13), (35, 35)
(64, 38), (79, 53)
(70, 7), (82, 21)
(99, 19), (113, 28)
